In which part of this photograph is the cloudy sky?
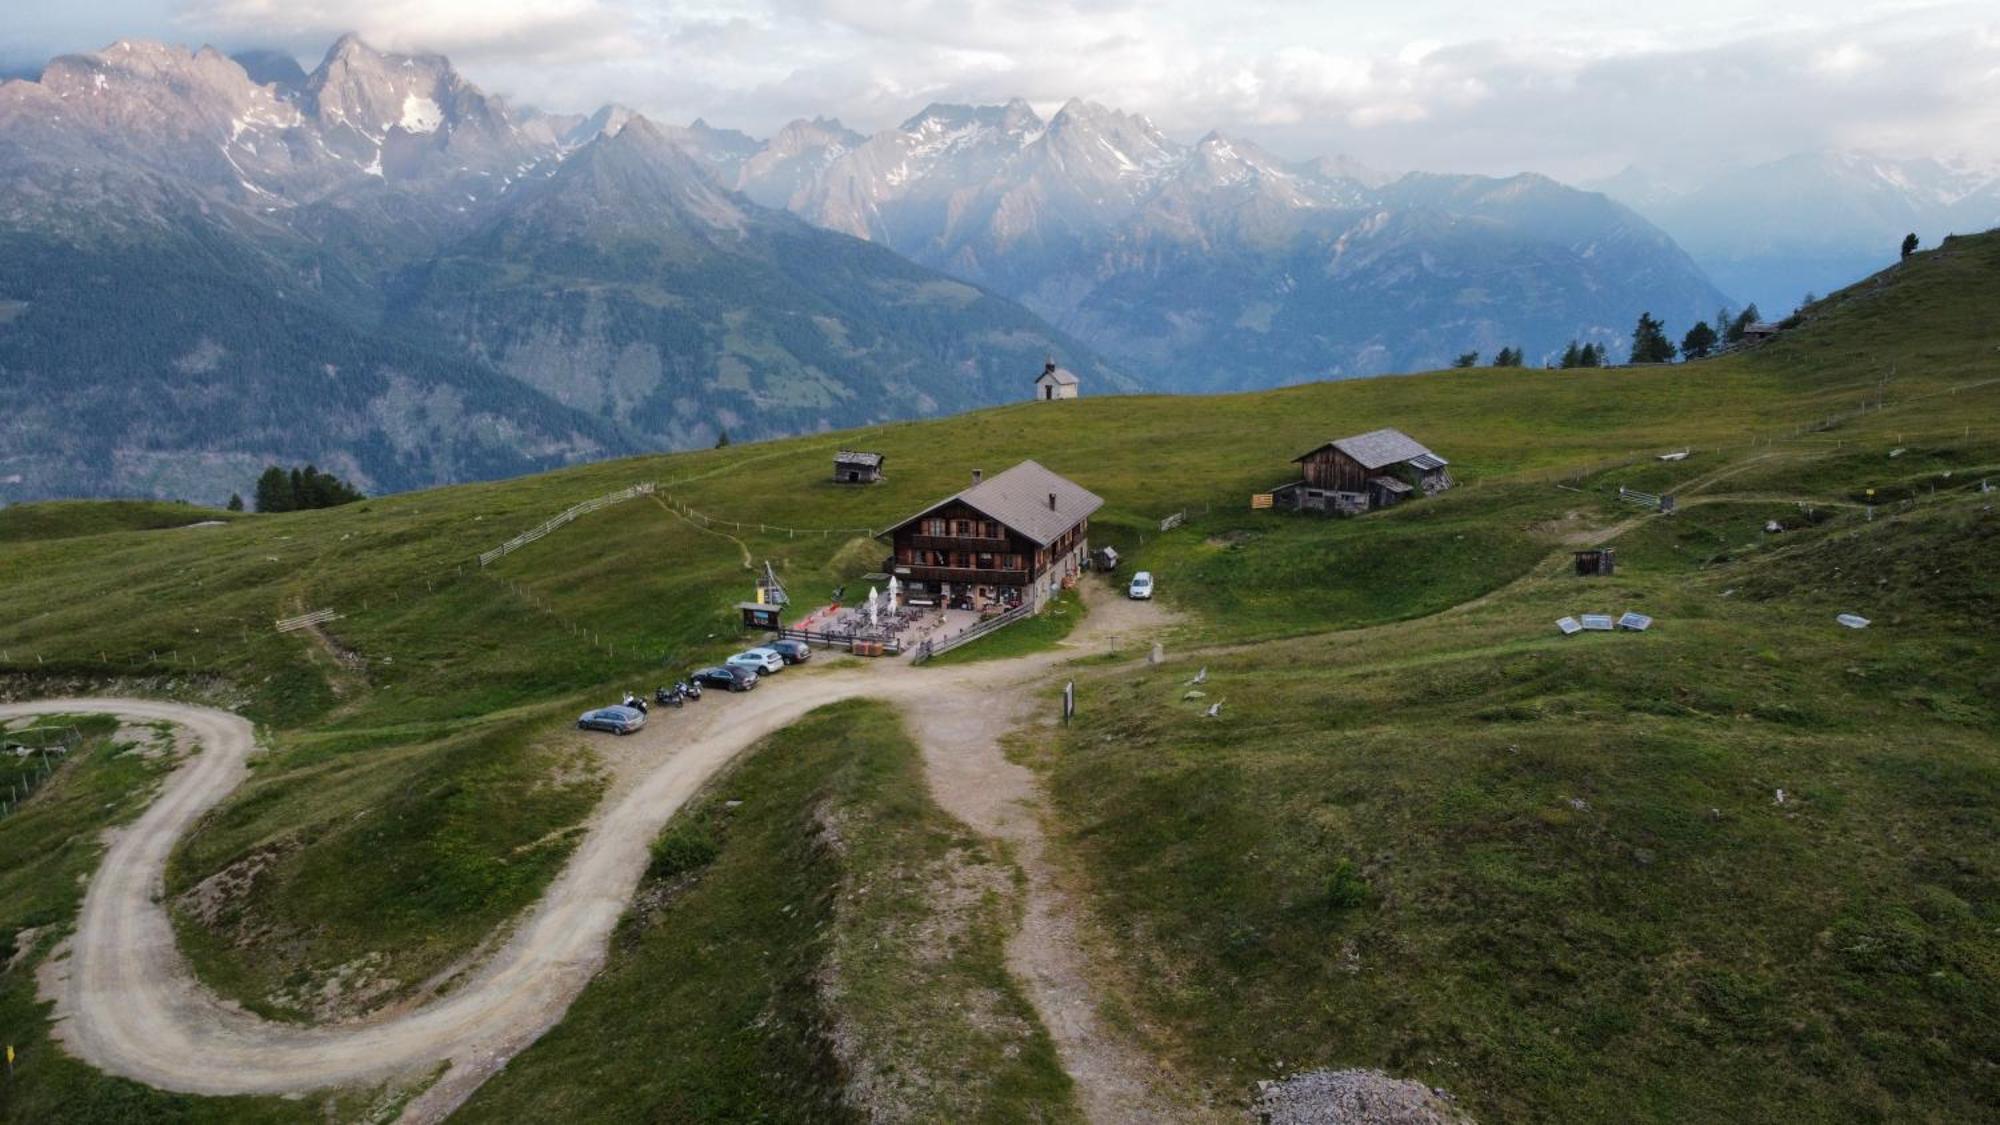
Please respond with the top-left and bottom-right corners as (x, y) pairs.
(7, 0), (1999, 180)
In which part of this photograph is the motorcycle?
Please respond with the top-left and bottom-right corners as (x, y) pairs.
(654, 684), (686, 709)
(622, 692), (650, 714)
(679, 678), (703, 702)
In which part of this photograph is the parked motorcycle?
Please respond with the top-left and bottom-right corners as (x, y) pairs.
(654, 684), (686, 709)
(622, 692), (650, 714)
(679, 678), (703, 702)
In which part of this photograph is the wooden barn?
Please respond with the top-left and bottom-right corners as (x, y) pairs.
(881, 461), (1101, 611)
(1276, 428), (1453, 515)
(1033, 359), (1080, 401)
(833, 450), (885, 484)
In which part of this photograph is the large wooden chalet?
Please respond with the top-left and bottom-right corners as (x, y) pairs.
(1279, 428), (1452, 515)
(882, 461), (1101, 611)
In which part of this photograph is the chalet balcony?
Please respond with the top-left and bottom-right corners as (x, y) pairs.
(887, 562), (1032, 586)
(904, 533), (1011, 551)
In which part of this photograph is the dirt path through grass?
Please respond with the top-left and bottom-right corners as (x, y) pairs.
(2, 586), (1186, 1122)
(901, 584), (1198, 1123)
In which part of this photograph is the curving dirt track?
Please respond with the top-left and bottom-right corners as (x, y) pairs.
(5, 587), (1181, 1121)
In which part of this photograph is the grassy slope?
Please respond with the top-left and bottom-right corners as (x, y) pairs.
(0, 500), (239, 543)
(456, 701), (1075, 1123)
(1028, 238), (2000, 1118)
(0, 232), (1987, 1113)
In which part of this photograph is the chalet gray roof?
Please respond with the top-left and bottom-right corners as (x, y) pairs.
(1036, 362), (1080, 386)
(834, 450), (884, 468)
(1294, 427), (1441, 470)
(884, 459), (1103, 547)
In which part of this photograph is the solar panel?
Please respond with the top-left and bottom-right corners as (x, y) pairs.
(1581, 614), (1615, 631)
(1556, 616), (1582, 635)
(1618, 612), (1653, 631)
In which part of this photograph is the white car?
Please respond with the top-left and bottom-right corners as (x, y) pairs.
(727, 648), (786, 675)
(1127, 571), (1154, 600)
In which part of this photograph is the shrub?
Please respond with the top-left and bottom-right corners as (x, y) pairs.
(649, 824), (720, 880)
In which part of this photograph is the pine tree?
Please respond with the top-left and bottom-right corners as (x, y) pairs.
(1452, 351), (1479, 368)
(1725, 303), (1761, 343)
(1629, 312), (1676, 364)
(1681, 320), (1718, 360)
(1491, 347), (1522, 367)
(253, 464), (362, 512)
(254, 466), (293, 513)
(226, 493), (244, 512)
(1560, 341), (1582, 368)
(715, 428), (732, 449)
(1901, 232), (1919, 260)
(1582, 343), (1605, 367)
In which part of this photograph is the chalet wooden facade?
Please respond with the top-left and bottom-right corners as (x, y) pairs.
(881, 461), (1101, 610)
(1278, 428), (1453, 515)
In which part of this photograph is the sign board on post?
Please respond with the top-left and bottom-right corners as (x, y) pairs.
(1250, 493), (1275, 510)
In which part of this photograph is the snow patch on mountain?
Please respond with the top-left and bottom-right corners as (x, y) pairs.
(400, 93), (442, 133)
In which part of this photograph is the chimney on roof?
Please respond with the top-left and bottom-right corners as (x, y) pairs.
(972, 468), (983, 485)
(1048, 492), (1057, 510)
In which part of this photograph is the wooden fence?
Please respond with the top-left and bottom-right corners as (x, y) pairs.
(274, 608), (341, 633)
(909, 601), (1036, 665)
(479, 482), (656, 566)
(777, 626), (904, 656)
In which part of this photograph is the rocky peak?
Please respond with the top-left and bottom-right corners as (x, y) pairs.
(303, 34), (466, 139)
(566, 103), (638, 146)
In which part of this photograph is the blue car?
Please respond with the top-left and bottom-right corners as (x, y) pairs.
(577, 705), (647, 735)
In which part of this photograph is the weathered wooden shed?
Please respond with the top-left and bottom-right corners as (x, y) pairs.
(833, 450), (885, 484)
(1281, 428), (1453, 514)
(1573, 548), (1616, 576)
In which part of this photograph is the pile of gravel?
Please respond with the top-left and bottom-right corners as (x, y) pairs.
(1253, 1069), (1471, 1125)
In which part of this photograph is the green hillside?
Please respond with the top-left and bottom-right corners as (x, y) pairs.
(0, 231), (1994, 1121)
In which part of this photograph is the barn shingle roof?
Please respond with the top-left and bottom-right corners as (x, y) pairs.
(1293, 427), (1442, 471)
(834, 450), (884, 468)
(883, 460), (1102, 547)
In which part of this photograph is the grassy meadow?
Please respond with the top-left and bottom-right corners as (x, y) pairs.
(0, 231), (1992, 1118)
(456, 701), (1075, 1124)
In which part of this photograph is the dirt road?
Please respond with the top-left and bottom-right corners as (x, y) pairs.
(6, 584), (1181, 1121)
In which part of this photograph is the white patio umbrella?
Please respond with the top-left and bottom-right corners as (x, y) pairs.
(887, 574), (901, 613)
(866, 585), (880, 630)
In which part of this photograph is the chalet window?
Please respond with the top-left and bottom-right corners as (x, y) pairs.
(954, 519), (974, 537)
(977, 553), (995, 570)
(922, 518), (947, 537)
(983, 521), (1002, 539)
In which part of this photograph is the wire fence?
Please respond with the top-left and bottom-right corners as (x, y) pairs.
(0, 723), (80, 818)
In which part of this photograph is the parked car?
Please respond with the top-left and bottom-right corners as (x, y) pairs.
(692, 665), (758, 692)
(769, 638), (812, 665)
(1128, 571), (1155, 600)
(1093, 546), (1120, 571)
(577, 705), (647, 735)
(728, 648), (786, 675)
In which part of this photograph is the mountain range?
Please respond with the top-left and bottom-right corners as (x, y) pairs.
(0, 37), (1126, 503)
(1, 34), (1732, 504)
(1592, 152), (2000, 316)
(671, 97), (1729, 390)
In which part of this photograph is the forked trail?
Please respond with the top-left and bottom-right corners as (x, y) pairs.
(4, 584), (1183, 1122)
